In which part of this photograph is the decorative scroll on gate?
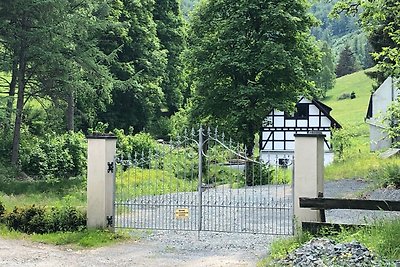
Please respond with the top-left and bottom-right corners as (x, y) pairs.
(114, 127), (293, 235)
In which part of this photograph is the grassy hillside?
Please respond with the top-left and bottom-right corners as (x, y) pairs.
(323, 69), (375, 155)
(324, 69), (375, 128)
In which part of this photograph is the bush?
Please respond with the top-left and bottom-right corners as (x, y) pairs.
(19, 132), (87, 179)
(337, 93), (352, 100)
(331, 128), (354, 162)
(367, 163), (400, 188)
(114, 129), (160, 168)
(162, 146), (199, 180)
(206, 165), (245, 186)
(245, 161), (274, 186)
(4, 205), (86, 234)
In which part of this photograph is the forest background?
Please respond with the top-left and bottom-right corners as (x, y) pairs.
(0, 0), (399, 178)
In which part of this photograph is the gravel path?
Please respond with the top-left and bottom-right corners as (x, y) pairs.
(0, 179), (399, 267)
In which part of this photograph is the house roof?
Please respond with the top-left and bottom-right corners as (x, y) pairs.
(366, 94), (373, 119)
(311, 99), (342, 129)
(365, 76), (399, 120)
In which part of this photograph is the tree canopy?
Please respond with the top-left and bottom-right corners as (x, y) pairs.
(333, 0), (400, 77)
(187, 0), (321, 155)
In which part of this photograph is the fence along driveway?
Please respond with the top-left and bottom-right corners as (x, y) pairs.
(114, 128), (294, 235)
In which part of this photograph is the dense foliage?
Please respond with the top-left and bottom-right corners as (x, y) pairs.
(19, 132), (86, 179)
(3, 204), (86, 234)
(187, 0), (321, 155)
(0, 0), (398, 180)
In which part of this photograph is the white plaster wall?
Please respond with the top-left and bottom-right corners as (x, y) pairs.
(369, 124), (392, 151)
(372, 77), (396, 118)
(260, 150), (334, 166)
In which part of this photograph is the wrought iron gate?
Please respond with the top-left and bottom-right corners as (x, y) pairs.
(114, 127), (293, 235)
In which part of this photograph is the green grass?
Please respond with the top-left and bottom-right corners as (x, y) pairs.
(321, 68), (400, 183)
(116, 167), (197, 200)
(0, 177), (87, 210)
(324, 69), (375, 127)
(0, 225), (131, 248)
(331, 219), (400, 260)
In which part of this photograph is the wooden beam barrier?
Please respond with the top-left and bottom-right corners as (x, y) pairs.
(299, 197), (400, 211)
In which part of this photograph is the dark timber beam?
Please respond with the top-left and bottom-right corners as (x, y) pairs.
(300, 197), (400, 211)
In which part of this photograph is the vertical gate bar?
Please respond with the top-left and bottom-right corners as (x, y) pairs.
(197, 126), (203, 237)
(133, 158), (137, 229)
(167, 144), (171, 230)
(161, 145), (165, 230)
(291, 155), (295, 235)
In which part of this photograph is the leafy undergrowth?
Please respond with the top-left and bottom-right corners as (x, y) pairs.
(259, 219), (400, 266)
(0, 225), (131, 248)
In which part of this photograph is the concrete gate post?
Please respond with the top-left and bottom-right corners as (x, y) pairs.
(294, 133), (325, 232)
(87, 134), (117, 229)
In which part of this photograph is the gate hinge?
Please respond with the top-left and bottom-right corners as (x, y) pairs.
(107, 162), (114, 173)
(106, 216), (113, 227)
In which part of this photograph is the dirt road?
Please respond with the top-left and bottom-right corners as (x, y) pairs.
(0, 232), (274, 267)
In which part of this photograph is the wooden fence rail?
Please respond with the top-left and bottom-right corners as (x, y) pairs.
(299, 197), (400, 234)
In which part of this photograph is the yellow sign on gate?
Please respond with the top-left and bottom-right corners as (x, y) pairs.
(175, 208), (189, 219)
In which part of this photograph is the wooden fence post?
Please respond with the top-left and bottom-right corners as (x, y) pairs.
(294, 133), (325, 233)
(87, 134), (117, 229)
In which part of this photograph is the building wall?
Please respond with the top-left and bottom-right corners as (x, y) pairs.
(367, 76), (399, 151)
(260, 151), (334, 166)
(369, 124), (392, 151)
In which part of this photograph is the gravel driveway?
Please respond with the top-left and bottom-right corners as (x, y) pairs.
(0, 179), (399, 267)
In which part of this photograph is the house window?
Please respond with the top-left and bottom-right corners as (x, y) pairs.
(295, 103), (309, 118)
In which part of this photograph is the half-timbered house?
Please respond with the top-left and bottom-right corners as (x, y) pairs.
(259, 97), (341, 165)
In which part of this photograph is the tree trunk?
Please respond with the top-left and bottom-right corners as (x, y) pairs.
(245, 123), (256, 186)
(66, 89), (75, 131)
(11, 47), (27, 166)
(4, 59), (18, 136)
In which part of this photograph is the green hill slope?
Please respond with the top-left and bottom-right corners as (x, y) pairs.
(324, 69), (375, 130)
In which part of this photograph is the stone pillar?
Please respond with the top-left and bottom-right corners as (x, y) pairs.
(87, 134), (117, 229)
(294, 133), (325, 231)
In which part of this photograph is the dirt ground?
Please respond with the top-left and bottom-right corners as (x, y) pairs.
(0, 235), (269, 267)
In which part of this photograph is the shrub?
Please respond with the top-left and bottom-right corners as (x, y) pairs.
(162, 146), (199, 180)
(4, 205), (86, 234)
(47, 205), (86, 232)
(331, 128), (354, 162)
(245, 161), (274, 186)
(19, 132), (86, 179)
(337, 93), (352, 100)
(114, 129), (160, 168)
(367, 163), (400, 188)
(206, 165), (245, 186)
(5, 205), (48, 234)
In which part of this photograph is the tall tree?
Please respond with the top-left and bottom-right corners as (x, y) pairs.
(98, 0), (167, 132)
(153, 0), (186, 115)
(335, 45), (358, 77)
(314, 42), (336, 97)
(187, 0), (321, 156)
(0, 0), (113, 165)
(333, 0), (400, 77)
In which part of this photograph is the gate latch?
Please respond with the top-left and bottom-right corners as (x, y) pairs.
(106, 216), (113, 227)
(107, 162), (114, 173)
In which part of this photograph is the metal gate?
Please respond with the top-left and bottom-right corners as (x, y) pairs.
(114, 127), (293, 235)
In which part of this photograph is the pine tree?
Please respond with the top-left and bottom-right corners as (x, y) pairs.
(335, 45), (358, 77)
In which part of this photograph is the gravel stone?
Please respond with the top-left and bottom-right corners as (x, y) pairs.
(272, 238), (393, 267)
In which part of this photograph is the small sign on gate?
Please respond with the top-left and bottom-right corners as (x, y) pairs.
(175, 208), (189, 219)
